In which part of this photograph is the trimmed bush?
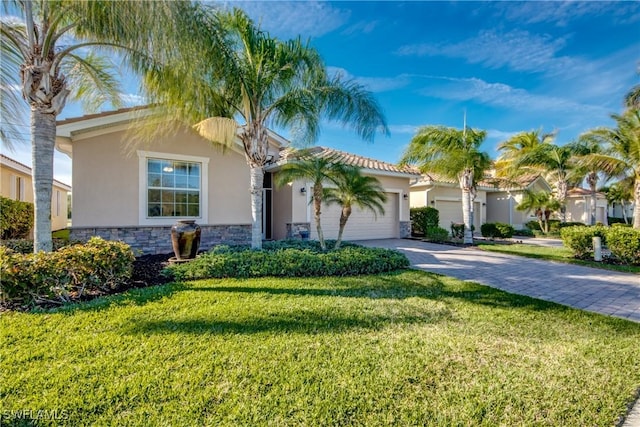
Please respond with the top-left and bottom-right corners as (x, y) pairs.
(1, 238), (70, 254)
(514, 229), (534, 237)
(496, 223), (515, 238)
(612, 223), (632, 228)
(481, 223), (500, 238)
(450, 223), (464, 239)
(0, 196), (33, 239)
(525, 220), (541, 232)
(557, 222), (586, 229)
(410, 207), (439, 236)
(608, 217), (627, 225)
(560, 226), (607, 259)
(605, 227), (640, 265)
(424, 226), (449, 242)
(165, 241), (409, 280)
(0, 237), (135, 307)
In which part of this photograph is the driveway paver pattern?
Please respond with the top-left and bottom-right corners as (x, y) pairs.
(358, 239), (640, 323)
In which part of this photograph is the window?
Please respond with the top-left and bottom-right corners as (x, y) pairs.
(138, 151), (209, 225)
(10, 175), (24, 201)
(147, 158), (201, 217)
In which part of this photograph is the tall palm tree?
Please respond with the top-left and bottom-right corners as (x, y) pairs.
(495, 129), (556, 179)
(516, 189), (561, 234)
(274, 149), (348, 250)
(513, 143), (575, 222)
(322, 166), (386, 249)
(580, 110), (640, 228)
(0, 0), (203, 252)
(399, 125), (491, 244)
(142, 9), (388, 249)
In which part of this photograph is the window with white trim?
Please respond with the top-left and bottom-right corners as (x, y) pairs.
(146, 158), (201, 218)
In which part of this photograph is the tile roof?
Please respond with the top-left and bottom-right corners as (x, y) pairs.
(411, 172), (496, 188)
(567, 187), (606, 197)
(278, 146), (420, 176)
(56, 106), (150, 126)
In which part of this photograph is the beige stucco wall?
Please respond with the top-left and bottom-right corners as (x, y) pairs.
(410, 183), (487, 230)
(1, 162), (69, 232)
(71, 126), (251, 227)
(565, 196), (608, 224)
(272, 176), (294, 240)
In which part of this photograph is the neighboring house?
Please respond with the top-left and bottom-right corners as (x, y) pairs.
(409, 173), (491, 232)
(409, 173), (557, 232)
(564, 188), (608, 225)
(55, 107), (417, 254)
(0, 154), (71, 233)
(608, 202), (634, 222)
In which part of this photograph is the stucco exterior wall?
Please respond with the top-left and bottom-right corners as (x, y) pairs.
(71, 126), (251, 228)
(272, 178), (294, 240)
(565, 196), (608, 224)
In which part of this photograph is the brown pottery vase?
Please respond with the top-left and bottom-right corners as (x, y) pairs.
(171, 220), (201, 260)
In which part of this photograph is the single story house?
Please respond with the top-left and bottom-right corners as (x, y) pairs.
(409, 173), (491, 231)
(0, 154), (71, 233)
(55, 107), (418, 254)
(564, 187), (608, 225)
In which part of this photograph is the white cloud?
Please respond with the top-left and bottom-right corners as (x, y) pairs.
(418, 76), (608, 116)
(396, 29), (576, 75)
(495, 1), (640, 26)
(327, 67), (411, 92)
(341, 20), (380, 36)
(225, 1), (350, 38)
(121, 93), (147, 106)
(388, 124), (419, 135)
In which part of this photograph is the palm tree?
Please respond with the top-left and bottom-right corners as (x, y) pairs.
(513, 143), (575, 222)
(516, 190), (561, 234)
(568, 138), (606, 225)
(1, 0), (203, 252)
(495, 129), (556, 179)
(274, 149), (348, 250)
(142, 9), (388, 249)
(580, 110), (640, 228)
(606, 180), (633, 224)
(322, 166), (386, 249)
(399, 125), (491, 244)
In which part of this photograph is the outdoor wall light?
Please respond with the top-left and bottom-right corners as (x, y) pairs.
(482, 202), (487, 206)
(403, 193), (408, 200)
(300, 187), (307, 194)
(430, 200), (435, 205)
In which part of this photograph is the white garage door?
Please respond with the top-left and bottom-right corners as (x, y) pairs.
(435, 200), (463, 230)
(310, 193), (399, 241)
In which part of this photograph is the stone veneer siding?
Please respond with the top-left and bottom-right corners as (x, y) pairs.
(70, 224), (251, 255)
(400, 221), (411, 238)
(286, 222), (311, 239)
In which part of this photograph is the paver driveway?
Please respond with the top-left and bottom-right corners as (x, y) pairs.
(358, 239), (640, 323)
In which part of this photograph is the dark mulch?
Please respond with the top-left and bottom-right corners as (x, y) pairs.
(129, 253), (174, 288)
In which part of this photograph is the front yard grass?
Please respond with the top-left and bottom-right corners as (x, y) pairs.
(2, 271), (639, 426)
(478, 243), (640, 274)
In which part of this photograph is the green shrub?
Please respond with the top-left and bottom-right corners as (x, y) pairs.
(525, 220), (541, 232)
(611, 223), (632, 228)
(558, 222), (585, 229)
(1, 238), (70, 254)
(480, 223), (500, 238)
(605, 227), (640, 265)
(481, 223), (515, 239)
(165, 243), (409, 280)
(0, 237), (134, 307)
(424, 226), (449, 242)
(560, 226), (607, 259)
(608, 217), (627, 225)
(450, 223), (464, 239)
(496, 223), (515, 238)
(548, 220), (562, 233)
(410, 207), (439, 235)
(513, 229), (534, 237)
(0, 196), (34, 239)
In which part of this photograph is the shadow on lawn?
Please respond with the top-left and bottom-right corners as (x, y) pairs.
(126, 306), (455, 336)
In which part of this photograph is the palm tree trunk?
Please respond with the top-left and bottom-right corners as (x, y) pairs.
(621, 200), (629, 224)
(334, 207), (351, 250)
(249, 166), (264, 249)
(588, 173), (597, 225)
(461, 187), (473, 244)
(32, 108), (56, 252)
(313, 185), (326, 250)
(633, 179), (640, 229)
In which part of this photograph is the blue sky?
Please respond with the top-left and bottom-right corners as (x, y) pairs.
(3, 1), (639, 186)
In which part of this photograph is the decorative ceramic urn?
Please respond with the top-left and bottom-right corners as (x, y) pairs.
(171, 220), (201, 260)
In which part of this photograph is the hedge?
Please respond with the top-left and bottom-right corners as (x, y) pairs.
(410, 207), (439, 235)
(0, 196), (33, 239)
(0, 237), (135, 307)
(424, 226), (449, 243)
(560, 226), (608, 259)
(481, 222), (515, 239)
(165, 241), (410, 280)
(605, 227), (640, 265)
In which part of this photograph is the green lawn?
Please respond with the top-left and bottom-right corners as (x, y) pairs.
(478, 243), (640, 274)
(2, 271), (639, 426)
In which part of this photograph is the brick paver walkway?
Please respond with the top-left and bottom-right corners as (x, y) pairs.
(359, 239), (640, 323)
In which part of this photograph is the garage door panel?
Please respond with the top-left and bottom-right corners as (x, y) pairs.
(311, 193), (398, 241)
(436, 200), (462, 230)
